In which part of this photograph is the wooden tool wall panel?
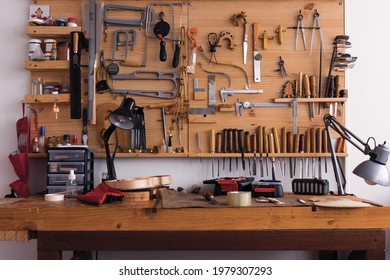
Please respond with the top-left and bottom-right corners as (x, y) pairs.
(26, 0), (346, 158)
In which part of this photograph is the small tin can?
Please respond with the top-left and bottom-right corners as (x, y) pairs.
(55, 18), (66, 26)
(57, 42), (70, 61)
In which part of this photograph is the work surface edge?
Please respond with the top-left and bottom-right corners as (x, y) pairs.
(1, 195), (390, 234)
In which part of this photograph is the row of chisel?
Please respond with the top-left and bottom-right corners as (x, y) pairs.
(209, 126), (345, 179)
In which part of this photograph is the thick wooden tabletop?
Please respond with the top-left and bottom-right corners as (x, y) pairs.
(1, 194), (390, 238)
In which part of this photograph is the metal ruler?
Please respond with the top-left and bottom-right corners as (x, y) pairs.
(88, 0), (96, 123)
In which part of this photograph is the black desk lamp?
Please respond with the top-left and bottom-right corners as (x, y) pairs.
(323, 114), (390, 195)
(102, 98), (136, 181)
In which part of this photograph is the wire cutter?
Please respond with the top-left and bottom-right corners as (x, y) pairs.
(208, 32), (218, 63)
(310, 9), (325, 55)
(295, 10), (307, 50)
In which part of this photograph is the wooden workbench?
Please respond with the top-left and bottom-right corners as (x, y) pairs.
(0, 194), (389, 260)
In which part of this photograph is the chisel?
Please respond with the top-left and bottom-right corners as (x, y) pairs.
(70, 31), (82, 119)
(310, 127), (316, 177)
(210, 129), (215, 178)
(316, 128), (322, 179)
(272, 127), (282, 176)
(322, 128), (328, 173)
(263, 127), (269, 177)
(216, 132), (222, 177)
(305, 129), (311, 177)
(287, 131), (293, 178)
(233, 129), (239, 170)
(227, 129), (233, 172)
(268, 132), (276, 180)
(222, 129), (228, 170)
(293, 131), (300, 176)
(245, 131), (252, 175)
(252, 133), (257, 176)
(257, 126), (264, 177)
(238, 129), (245, 171)
(281, 127), (287, 177)
(298, 133), (305, 178)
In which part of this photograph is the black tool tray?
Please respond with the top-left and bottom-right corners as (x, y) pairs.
(203, 176), (254, 196)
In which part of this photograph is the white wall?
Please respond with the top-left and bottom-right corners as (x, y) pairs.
(1, 0), (390, 260)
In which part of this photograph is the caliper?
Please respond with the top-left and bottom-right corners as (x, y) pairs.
(235, 100), (290, 116)
(220, 88), (263, 102)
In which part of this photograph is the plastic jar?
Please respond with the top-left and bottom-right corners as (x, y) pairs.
(29, 39), (42, 60)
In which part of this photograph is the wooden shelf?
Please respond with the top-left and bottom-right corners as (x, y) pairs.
(26, 26), (81, 37)
(24, 60), (69, 71)
(29, 152), (348, 159)
(274, 98), (348, 103)
(24, 94), (70, 104)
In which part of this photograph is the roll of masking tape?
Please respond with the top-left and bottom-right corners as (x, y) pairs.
(227, 191), (252, 207)
(44, 193), (65, 202)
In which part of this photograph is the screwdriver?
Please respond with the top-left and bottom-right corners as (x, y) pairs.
(281, 127), (287, 177)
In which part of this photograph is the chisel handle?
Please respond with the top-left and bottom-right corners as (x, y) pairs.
(252, 133), (257, 153)
(316, 128), (322, 153)
(281, 127), (287, 153)
(272, 127), (280, 153)
(305, 130), (311, 153)
(227, 129), (233, 153)
(257, 126), (263, 153)
(268, 133), (275, 155)
(322, 128), (328, 153)
(233, 129), (239, 153)
(310, 128), (316, 153)
(310, 76), (317, 98)
(263, 127), (269, 153)
(216, 133), (222, 153)
(287, 131), (293, 153)
(299, 134), (305, 153)
(303, 74), (311, 98)
(210, 129), (215, 153)
(245, 131), (251, 153)
(222, 129), (228, 153)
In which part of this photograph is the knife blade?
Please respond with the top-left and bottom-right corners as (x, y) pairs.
(243, 23), (250, 64)
(253, 22), (261, 82)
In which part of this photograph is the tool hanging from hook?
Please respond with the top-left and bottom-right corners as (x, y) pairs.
(153, 11), (170, 62)
(208, 32), (218, 63)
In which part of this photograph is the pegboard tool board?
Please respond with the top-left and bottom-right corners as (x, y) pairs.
(26, 0), (347, 158)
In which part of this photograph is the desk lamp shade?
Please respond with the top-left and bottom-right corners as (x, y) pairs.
(353, 143), (390, 187)
(108, 98), (136, 130)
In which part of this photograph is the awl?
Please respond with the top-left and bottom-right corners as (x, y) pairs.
(253, 22), (261, 82)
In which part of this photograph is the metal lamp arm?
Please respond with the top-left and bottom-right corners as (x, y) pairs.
(102, 124), (117, 180)
(323, 114), (371, 155)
